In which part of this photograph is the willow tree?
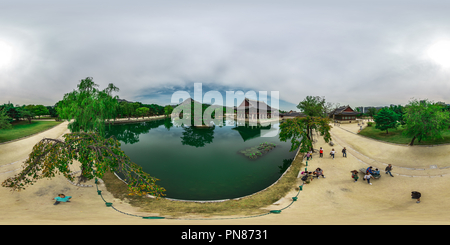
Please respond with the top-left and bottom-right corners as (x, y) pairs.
(279, 116), (332, 154)
(56, 77), (119, 137)
(2, 77), (166, 198)
(1, 132), (166, 197)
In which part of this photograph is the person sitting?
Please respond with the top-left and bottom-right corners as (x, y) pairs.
(366, 166), (374, 174)
(53, 193), (72, 205)
(301, 171), (313, 184)
(314, 168), (325, 179)
(374, 168), (380, 175)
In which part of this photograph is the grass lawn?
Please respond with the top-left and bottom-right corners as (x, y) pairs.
(101, 153), (303, 218)
(0, 120), (63, 143)
(359, 123), (450, 145)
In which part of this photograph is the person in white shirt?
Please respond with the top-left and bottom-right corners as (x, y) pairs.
(330, 149), (335, 159)
(364, 173), (373, 185)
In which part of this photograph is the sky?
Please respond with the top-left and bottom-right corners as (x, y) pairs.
(1, 0), (450, 111)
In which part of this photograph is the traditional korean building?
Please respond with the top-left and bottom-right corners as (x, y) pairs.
(328, 105), (361, 123)
(236, 98), (274, 120)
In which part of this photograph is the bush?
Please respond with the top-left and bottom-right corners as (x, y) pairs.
(367, 122), (373, 127)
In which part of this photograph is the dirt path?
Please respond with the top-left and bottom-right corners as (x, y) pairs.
(1, 121), (450, 224)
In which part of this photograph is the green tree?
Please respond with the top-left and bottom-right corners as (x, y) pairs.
(46, 105), (59, 119)
(403, 99), (450, 146)
(296, 96), (328, 117)
(136, 107), (149, 119)
(56, 77), (119, 137)
(19, 108), (35, 124)
(279, 116), (332, 153)
(33, 105), (50, 118)
(2, 78), (166, 197)
(131, 102), (141, 119)
(164, 105), (174, 116)
(389, 104), (405, 125)
(0, 108), (12, 130)
(3, 103), (21, 121)
(373, 107), (399, 134)
(366, 107), (378, 121)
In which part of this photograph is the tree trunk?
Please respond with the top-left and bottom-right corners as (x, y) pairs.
(409, 135), (416, 146)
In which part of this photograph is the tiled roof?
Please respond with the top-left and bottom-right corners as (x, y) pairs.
(329, 105), (360, 116)
(238, 98), (273, 111)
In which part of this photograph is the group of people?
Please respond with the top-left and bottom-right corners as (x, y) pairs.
(301, 168), (325, 184)
(317, 147), (347, 159)
(350, 164), (394, 186)
(302, 135), (422, 204)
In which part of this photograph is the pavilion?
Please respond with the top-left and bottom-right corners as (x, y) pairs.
(328, 105), (361, 123)
(236, 98), (274, 120)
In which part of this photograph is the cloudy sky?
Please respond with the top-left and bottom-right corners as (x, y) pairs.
(1, 0), (450, 111)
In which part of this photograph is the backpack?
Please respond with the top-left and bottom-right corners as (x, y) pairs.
(301, 175), (308, 181)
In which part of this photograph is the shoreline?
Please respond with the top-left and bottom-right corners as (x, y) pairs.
(3, 116), (450, 224)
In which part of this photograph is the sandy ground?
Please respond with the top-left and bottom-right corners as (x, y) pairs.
(1, 120), (450, 225)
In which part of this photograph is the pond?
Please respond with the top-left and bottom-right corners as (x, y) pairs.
(105, 118), (298, 201)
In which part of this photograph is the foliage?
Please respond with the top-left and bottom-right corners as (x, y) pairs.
(19, 108), (35, 124)
(135, 107), (150, 119)
(164, 105), (174, 116)
(2, 103), (21, 121)
(25, 104), (49, 118)
(172, 99), (222, 126)
(0, 108), (12, 130)
(56, 77), (119, 137)
(403, 99), (450, 146)
(367, 122), (373, 127)
(2, 78), (165, 197)
(296, 96), (328, 117)
(1, 132), (166, 197)
(373, 107), (399, 134)
(46, 105), (59, 118)
(366, 107), (378, 121)
(279, 116), (332, 153)
(389, 104), (405, 125)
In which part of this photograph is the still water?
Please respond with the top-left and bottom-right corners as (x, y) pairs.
(105, 118), (297, 201)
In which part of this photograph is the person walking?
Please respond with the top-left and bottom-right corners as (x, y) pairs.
(364, 172), (373, 185)
(330, 148), (335, 159)
(319, 147), (323, 158)
(385, 164), (394, 177)
(351, 170), (359, 183)
(342, 147), (347, 158)
(305, 152), (311, 161)
(411, 191), (421, 203)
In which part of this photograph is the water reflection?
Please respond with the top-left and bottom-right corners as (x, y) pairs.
(105, 118), (297, 200)
(279, 158), (293, 174)
(105, 119), (166, 144)
(106, 118), (277, 147)
(181, 125), (215, 147)
(232, 123), (272, 142)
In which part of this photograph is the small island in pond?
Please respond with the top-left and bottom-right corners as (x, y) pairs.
(239, 142), (277, 160)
